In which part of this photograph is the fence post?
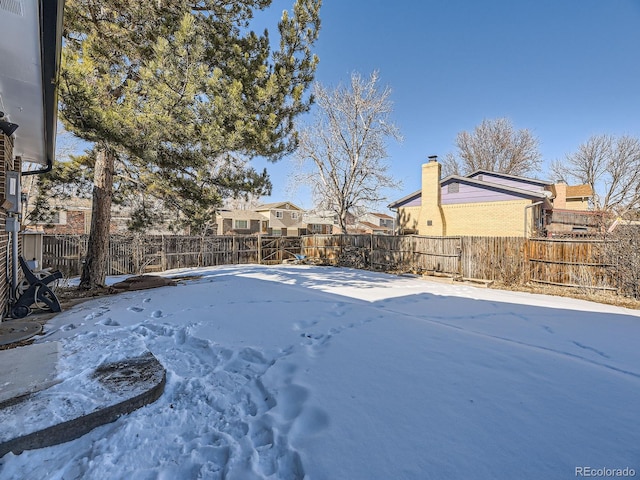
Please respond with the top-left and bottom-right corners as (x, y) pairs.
(233, 235), (237, 264)
(161, 235), (166, 272)
(523, 238), (528, 284)
(457, 237), (463, 279)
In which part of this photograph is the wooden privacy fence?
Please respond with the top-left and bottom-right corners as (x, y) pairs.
(300, 235), (618, 291)
(41, 233), (619, 293)
(41, 235), (301, 277)
(526, 238), (616, 291)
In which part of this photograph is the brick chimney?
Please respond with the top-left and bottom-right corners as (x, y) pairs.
(554, 180), (567, 209)
(418, 157), (445, 235)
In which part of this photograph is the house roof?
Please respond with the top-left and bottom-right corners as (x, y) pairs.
(255, 202), (304, 212)
(388, 190), (422, 209)
(566, 184), (593, 198)
(216, 210), (267, 221)
(358, 221), (390, 231)
(389, 174), (549, 209)
(443, 175), (550, 200)
(370, 212), (394, 220)
(303, 215), (335, 225)
(0, 0), (65, 166)
(466, 169), (553, 187)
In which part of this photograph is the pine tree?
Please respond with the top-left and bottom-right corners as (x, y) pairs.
(57, 0), (321, 288)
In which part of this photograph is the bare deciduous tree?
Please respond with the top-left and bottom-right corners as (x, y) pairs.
(551, 134), (640, 214)
(443, 118), (542, 177)
(294, 71), (402, 232)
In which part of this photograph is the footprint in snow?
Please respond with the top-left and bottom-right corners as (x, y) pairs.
(128, 306), (144, 313)
(291, 406), (330, 437)
(98, 317), (120, 326)
(84, 311), (103, 321)
(292, 319), (318, 331)
(151, 310), (163, 318)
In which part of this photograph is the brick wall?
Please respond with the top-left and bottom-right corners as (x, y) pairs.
(396, 205), (421, 234)
(43, 210), (88, 234)
(418, 161), (445, 235)
(442, 199), (531, 237)
(0, 133), (19, 318)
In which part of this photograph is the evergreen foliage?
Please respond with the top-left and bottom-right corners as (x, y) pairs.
(37, 0), (321, 287)
(41, 0), (320, 235)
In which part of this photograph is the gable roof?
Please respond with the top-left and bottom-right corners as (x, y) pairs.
(358, 221), (391, 231)
(466, 170), (553, 187)
(566, 184), (593, 198)
(388, 174), (549, 209)
(303, 214), (335, 225)
(370, 212), (394, 220)
(388, 190), (422, 209)
(442, 175), (550, 199)
(216, 210), (267, 221)
(255, 202), (304, 212)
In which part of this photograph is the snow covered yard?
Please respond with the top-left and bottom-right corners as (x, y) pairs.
(1, 265), (639, 480)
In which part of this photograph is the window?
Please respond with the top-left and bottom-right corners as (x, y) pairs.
(447, 183), (459, 194)
(275, 210), (283, 219)
(427, 220), (433, 226)
(36, 211), (66, 225)
(272, 228), (282, 236)
(234, 219), (248, 229)
(291, 212), (298, 220)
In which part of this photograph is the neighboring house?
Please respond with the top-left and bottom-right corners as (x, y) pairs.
(302, 213), (335, 235)
(356, 212), (394, 235)
(215, 202), (307, 236)
(215, 209), (268, 235)
(353, 221), (390, 235)
(548, 182), (592, 211)
(389, 159), (593, 237)
(28, 198), (185, 235)
(254, 202), (306, 236)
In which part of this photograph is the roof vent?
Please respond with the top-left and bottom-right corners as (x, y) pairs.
(427, 155), (438, 163)
(0, 0), (23, 16)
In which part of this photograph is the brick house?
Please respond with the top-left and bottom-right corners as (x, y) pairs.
(389, 159), (593, 237)
(0, 1), (64, 318)
(30, 198), (134, 235)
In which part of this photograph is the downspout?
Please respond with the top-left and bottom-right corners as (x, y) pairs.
(21, 157), (53, 176)
(524, 201), (543, 238)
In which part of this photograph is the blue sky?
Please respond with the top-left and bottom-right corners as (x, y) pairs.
(255, 0), (640, 211)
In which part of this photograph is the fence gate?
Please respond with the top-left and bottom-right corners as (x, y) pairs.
(259, 236), (302, 264)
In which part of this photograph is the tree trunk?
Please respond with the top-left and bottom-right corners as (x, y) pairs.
(79, 147), (114, 289)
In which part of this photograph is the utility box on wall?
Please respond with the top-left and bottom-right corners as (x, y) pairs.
(5, 170), (20, 213)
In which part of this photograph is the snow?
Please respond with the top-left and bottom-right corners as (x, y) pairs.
(1, 264), (639, 479)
